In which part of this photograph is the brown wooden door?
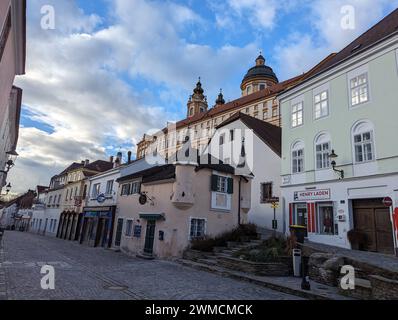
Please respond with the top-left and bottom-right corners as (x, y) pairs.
(353, 199), (394, 254)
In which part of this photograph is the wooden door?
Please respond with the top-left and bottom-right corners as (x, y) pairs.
(353, 199), (394, 254)
(144, 220), (156, 255)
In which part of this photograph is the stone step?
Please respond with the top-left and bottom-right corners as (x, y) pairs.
(177, 259), (351, 300)
(338, 277), (372, 300)
(197, 258), (219, 266)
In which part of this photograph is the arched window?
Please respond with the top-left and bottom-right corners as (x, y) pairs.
(352, 120), (375, 163)
(189, 107), (194, 116)
(292, 141), (305, 174)
(315, 133), (331, 170)
(246, 85), (252, 95)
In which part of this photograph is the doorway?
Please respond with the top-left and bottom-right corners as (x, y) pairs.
(295, 203), (308, 237)
(114, 218), (123, 247)
(144, 220), (156, 255)
(353, 199), (394, 254)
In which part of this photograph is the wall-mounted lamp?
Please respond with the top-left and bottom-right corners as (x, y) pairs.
(329, 150), (344, 179)
(0, 151), (18, 174)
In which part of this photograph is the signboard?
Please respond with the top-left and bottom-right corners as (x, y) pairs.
(294, 189), (331, 201)
(96, 194), (106, 204)
(382, 197), (393, 207)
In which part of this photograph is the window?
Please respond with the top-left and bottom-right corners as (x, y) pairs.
(216, 176), (228, 193)
(318, 203), (336, 235)
(211, 174), (233, 211)
(130, 181), (141, 194)
(57, 194), (61, 204)
(259, 84), (266, 90)
(315, 133), (331, 170)
(121, 183), (130, 196)
(92, 183), (100, 198)
(272, 107), (278, 117)
(229, 130), (234, 142)
(292, 141), (304, 174)
(48, 196), (53, 205)
(291, 102), (303, 127)
(260, 183), (273, 203)
(263, 108), (268, 120)
(219, 134), (225, 145)
(105, 180), (114, 195)
(65, 190), (69, 201)
(0, 10), (11, 62)
(314, 90), (329, 119)
(350, 73), (369, 106)
(190, 218), (206, 239)
(246, 86), (252, 95)
(354, 131), (374, 163)
(125, 220), (133, 237)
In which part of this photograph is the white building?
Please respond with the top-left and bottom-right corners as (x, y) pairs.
(278, 9), (398, 255)
(207, 112), (283, 233)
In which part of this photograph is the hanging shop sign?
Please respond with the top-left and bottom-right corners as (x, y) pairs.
(382, 197), (393, 207)
(294, 189), (331, 201)
(96, 193), (106, 204)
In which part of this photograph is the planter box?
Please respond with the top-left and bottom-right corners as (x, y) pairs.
(218, 256), (292, 276)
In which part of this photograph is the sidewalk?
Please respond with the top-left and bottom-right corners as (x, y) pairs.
(178, 258), (353, 300)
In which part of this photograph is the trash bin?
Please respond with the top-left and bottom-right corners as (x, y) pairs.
(290, 225), (307, 244)
(292, 249), (302, 277)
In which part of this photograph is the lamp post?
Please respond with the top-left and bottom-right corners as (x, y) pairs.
(329, 149), (344, 179)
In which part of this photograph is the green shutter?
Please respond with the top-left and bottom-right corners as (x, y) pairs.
(211, 175), (218, 191)
(227, 178), (234, 194)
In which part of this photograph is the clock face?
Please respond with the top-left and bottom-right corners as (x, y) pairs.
(97, 194), (106, 203)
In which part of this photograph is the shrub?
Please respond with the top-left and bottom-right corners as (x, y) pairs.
(190, 224), (258, 252)
(233, 236), (288, 262)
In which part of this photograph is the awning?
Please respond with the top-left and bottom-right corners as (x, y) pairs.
(139, 213), (165, 221)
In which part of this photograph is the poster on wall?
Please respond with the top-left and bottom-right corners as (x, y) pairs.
(294, 189), (331, 201)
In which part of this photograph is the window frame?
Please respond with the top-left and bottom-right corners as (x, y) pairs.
(291, 141), (305, 174)
(314, 90), (329, 120)
(0, 10), (11, 63)
(105, 180), (114, 195)
(291, 101), (304, 128)
(317, 202), (336, 236)
(353, 131), (375, 163)
(125, 219), (133, 237)
(189, 218), (207, 240)
(260, 182), (273, 203)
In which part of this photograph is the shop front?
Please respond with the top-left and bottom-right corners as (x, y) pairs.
(79, 206), (116, 248)
(284, 175), (398, 255)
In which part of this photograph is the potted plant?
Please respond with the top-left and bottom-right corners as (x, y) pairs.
(347, 229), (368, 251)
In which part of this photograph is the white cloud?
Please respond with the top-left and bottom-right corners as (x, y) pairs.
(9, 0), (257, 193)
(275, 0), (398, 79)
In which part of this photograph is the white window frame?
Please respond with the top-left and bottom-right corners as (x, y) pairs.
(292, 141), (305, 174)
(130, 181), (141, 195)
(189, 217), (207, 240)
(92, 183), (100, 198)
(317, 202), (336, 236)
(291, 102), (303, 128)
(105, 180), (114, 195)
(351, 121), (376, 164)
(211, 173), (232, 211)
(314, 133), (331, 170)
(313, 88), (329, 120)
(347, 65), (370, 108)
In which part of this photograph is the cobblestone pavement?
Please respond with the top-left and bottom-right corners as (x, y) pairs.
(0, 231), (301, 300)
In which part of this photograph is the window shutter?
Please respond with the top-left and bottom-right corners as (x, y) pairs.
(260, 183), (264, 203)
(211, 175), (218, 191)
(227, 178), (234, 194)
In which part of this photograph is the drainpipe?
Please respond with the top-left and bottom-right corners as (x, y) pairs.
(238, 176), (242, 226)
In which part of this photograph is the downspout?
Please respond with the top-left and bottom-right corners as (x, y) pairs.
(238, 176), (242, 226)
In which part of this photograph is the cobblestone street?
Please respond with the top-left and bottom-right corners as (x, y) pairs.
(0, 231), (301, 300)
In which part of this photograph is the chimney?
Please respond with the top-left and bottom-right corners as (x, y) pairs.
(127, 151), (132, 164)
(109, 156), (114, 163)
(84, 159), (90, 166)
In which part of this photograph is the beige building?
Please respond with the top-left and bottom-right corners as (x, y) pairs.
(114, 146), (252, 259)
(0, 0), (26, 192)
(135, 54), (333, 162)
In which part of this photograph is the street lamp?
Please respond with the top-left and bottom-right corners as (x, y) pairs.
(5, 183), (11, 194)
(329, 149), (344, 179)
(0, 151), (18, 174)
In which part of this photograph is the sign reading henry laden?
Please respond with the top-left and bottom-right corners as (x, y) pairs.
(294, 189), (331, 201)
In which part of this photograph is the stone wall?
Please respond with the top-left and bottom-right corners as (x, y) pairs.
(217, 256), (292, 276)
(369, 275), (398, 300)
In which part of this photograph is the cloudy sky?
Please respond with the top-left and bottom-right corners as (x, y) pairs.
(9, 0), (398, 193)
